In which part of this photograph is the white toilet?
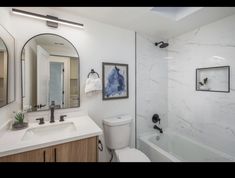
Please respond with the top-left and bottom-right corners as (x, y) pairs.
(103, 115), (151, 162)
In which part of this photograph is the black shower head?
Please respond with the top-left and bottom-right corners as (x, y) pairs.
(155, 41), (169, 48)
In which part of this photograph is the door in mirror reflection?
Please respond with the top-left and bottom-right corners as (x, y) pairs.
(49, 62), (64, 108)
(21, 34), (80, 112)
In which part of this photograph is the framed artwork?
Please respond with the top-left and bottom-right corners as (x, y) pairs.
(196, 66), (230, 93)
(102, 62), (129, 100)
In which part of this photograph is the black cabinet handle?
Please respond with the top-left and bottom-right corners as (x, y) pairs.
(54, 148), (57, 162)
(98, 139), (103, 151)
(43, 150), (46, 162)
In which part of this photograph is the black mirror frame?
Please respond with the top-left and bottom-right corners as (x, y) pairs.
(20, 33), (80, 112)
(0, 24), (16, 108)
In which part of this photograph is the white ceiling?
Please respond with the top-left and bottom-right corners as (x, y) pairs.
(35, 35), (72, 48)
(150, 7), (203, 21)
(33, 35), (78, 57)
(51, 7), (235, 40)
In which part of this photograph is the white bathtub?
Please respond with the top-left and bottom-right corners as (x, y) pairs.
(139, 130), (235, 162)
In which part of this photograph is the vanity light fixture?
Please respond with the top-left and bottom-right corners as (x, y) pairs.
(12, 8), (84, 29)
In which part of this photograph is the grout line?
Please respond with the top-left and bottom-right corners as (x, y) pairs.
(135, 31), (137, 148)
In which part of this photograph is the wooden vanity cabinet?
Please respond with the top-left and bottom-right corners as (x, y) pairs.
(0, 147), (53, 162)
(0, 136), (98, 162)
(55, 136), (97, 162)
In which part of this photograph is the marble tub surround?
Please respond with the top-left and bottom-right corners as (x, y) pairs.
(167, 14), (235, 157)
(136, 33), (168, 144)
(0, 115), (102, 157)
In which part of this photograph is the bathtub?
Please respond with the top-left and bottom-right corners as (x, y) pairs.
(139, 130), (235, 162)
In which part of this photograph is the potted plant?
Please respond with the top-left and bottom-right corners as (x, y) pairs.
(12, 111), (28, 130)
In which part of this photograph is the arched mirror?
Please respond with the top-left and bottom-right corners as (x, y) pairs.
(0, 24), (15, 108)
(0, 38), (8, 107)
(21, 33), (80, 112)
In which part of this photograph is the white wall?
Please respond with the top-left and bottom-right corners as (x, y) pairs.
(0, 7), (135, 162)
(168, 14), (235, 157)
(136, 33), (168, 146)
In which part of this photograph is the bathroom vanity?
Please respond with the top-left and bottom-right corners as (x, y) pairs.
(0, 137), (98, 162)
(0, 24), (103, 162)
(0, 115), (102, 162)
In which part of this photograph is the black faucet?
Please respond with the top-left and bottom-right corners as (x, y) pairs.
(59, 115), (67, 122)
(153, 125), (163, 133)
(36, 117), (45, 125)
(152, 114), (161, 124)
(152, 113), (163, 133)
(50, 101), (55, 123)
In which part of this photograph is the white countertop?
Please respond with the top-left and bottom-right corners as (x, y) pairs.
(0, 115), (103, 157)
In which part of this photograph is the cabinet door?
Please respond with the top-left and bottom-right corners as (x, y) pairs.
(0, 147), (54, 162)
(55, 136), (98, 162)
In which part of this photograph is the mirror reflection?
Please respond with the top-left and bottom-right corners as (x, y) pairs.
(22, 34), (80, 112)
(0, 24), (15, 108)
(0, 38), (8, 107)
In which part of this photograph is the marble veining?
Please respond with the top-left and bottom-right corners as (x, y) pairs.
(168, 14), (235, 157)
(136, 14), (235, 158)
(186, 42), (235, 48)
(181, 100), (192, 112)
(168, 78), (190, 86)
(136, 33), (168, 144)
(194, 28), (201, 36)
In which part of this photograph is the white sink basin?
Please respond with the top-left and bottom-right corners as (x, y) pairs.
(22, 122), (77, 141)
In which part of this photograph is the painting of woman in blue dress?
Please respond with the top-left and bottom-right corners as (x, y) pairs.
(102, 63), (128, 100)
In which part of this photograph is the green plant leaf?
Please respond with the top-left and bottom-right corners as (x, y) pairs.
(15, 112), (24, 123)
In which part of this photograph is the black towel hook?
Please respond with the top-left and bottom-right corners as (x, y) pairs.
(87, 69), (100, 78)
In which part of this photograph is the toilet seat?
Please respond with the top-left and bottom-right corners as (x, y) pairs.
(115, 148), (151, 162)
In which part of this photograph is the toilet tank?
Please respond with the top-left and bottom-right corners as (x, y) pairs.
(103, 115), (132, 150)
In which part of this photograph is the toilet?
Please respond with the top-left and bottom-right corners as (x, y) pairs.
(103, 115), (150, 162)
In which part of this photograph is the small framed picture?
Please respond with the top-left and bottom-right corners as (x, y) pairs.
(102, 62), (129, 100)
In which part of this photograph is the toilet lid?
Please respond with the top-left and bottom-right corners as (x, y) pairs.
(116, 148), (151, 162)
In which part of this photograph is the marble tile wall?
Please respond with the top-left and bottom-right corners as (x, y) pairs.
(136, 33), (168, 146)
(167, 14), (235, 156)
